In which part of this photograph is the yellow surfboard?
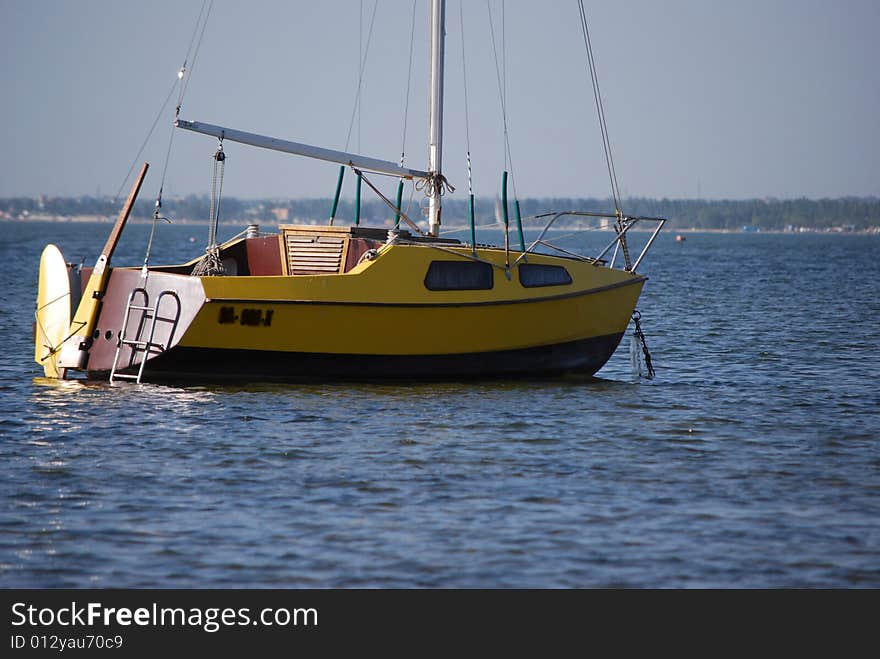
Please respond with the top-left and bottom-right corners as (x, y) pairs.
(35, 244), (74, 378)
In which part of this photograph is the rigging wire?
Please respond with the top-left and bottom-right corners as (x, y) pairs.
(111, 79), (178, 205)
(486, 1), (508, 171)
(488, 0), (527, 259)
(576, 0), (631, 268)
(160, 0), (213, 205)
(577, 0), (621, 212)
(575, 2), (646, 363)
(344, 0), (378, 153)
(487, 0), (518, 199)
(502, 0), (506, 157)
(113, 0), (212, 205)
(459, 0), (473, 196)
(354, 169), (425, 235)
(359, 0), (363, 153)
(134, 1), (213, 278)
(399, 0), (418, 169)
(460, 0), (478, 251)
(393, 0), (418, 230)
(176, 0), (212, 114)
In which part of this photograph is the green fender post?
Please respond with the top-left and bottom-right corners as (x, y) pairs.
(469, 193), (476, 253)
(515, 199), (525, 252)
(355, 173), (362, 226)
(501, 171), (510, 231)
(502, 171), (511, 268)
(394, 179), (404, 230)
(329, 165), (345, 225)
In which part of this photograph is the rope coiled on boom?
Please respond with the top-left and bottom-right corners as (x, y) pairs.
(416, 171), (455, 199)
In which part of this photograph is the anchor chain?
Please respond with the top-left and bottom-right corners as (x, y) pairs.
(616, 212), (633, 270)
(631, 310), (655, 379)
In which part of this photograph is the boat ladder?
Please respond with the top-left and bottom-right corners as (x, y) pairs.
(109, 287), (181, 384)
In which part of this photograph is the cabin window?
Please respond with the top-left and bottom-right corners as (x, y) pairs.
(424, 260), (494, 291)
(518, 263), (573, 288)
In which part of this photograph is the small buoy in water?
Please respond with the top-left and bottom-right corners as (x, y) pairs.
(675, 234), (686, 242)
(188, 236), (196, 243)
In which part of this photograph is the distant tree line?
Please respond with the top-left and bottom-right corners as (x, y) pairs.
(2, 195), (878, 230)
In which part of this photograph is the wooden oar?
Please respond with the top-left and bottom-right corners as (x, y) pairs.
(58, 163), (149, 370)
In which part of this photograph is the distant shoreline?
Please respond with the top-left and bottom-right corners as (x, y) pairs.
(3, 214), (878, 235)
(3, 195), (879, 234)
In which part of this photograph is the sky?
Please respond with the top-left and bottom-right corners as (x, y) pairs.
(2, 0), (878, 203)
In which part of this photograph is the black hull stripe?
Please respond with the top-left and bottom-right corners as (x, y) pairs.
(204, 275), (647, 309)
(102, 333), (626, 383)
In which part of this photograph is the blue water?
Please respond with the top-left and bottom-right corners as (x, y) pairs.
(1, 221), (878, 587)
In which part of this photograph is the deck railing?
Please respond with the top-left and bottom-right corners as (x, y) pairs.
(518, 211), (666, 272)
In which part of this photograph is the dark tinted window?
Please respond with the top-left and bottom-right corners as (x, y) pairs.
(424, 260), (494, 291)
(518, 263), (572, 288)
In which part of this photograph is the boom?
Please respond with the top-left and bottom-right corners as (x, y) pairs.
(175, 119), (430, 181)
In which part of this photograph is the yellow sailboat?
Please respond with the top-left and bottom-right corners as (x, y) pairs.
(34, 1), (665, 383)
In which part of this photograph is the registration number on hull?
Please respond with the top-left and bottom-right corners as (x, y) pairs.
(218, 306), (274, 327)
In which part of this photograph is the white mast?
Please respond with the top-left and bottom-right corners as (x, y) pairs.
(427, 0), (446, 236)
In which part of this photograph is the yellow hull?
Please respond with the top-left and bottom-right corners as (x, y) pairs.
(183, 243), (644, 356)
